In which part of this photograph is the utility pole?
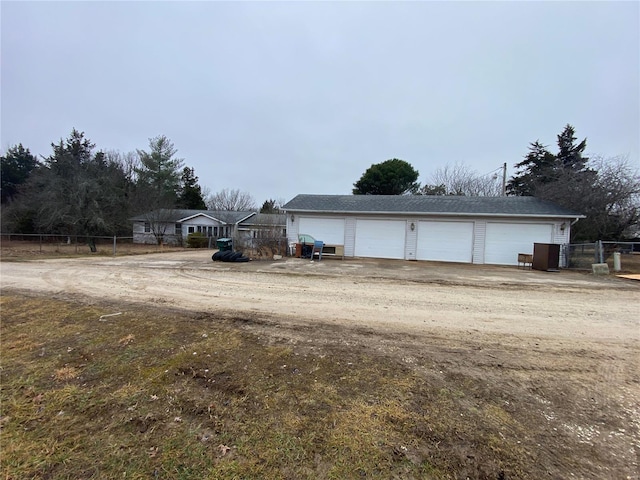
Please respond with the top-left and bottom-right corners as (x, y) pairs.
(501, 162), (507, 196)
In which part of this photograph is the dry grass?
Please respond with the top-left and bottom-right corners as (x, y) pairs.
(1, 293), (636, 479)
(0, 295), (506, 479)
(0, 239), (187, 260)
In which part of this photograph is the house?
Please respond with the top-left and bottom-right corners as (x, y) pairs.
(236, 213), (287, 239)
(131, 209), (286, 246)
(282, 195), (585, 266)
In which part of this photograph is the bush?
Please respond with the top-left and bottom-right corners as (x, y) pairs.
(186, 232), (208, 248)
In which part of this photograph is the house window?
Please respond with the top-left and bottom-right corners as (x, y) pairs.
(188, 226), (195, 234)
(175, 223), (181, 235)
(214, 226), (218, 237)
(207, 226), (213, 237)
(144, 222), (150, 233)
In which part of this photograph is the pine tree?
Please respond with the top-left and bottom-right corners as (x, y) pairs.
(135, 135), (184, 207)
(177, 167), (207, 210)
(0, 143), (38, 203)
(506, 141), (557, 196)
(556, 124), (588, 171)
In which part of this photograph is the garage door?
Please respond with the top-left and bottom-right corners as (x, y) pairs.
(355, 219), (406, 259)
(298, 217), (345, 245)
(484, 223), (553, 265)
(417, 221), (474, 263)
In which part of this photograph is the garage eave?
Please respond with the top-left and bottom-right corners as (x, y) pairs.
(284, 208), (585, 220)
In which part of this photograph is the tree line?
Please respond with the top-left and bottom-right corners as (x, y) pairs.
(0, 129), (283, 240)
(3, 125), (638, 243)
(352, 125), (639, 242)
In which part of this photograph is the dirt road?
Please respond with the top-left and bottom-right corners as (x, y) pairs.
(1, 251), (638, 343)
(2, 251), (640, 477)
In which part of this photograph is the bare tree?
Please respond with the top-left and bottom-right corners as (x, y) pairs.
(141, 208), (179, 245)
(534, 155), (639, 240)
(421, 162), (503, 196)
(104, 150), (140, 183)
(206, 188), (256, 211)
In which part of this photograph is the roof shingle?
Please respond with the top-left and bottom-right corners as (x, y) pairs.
(282, 195), (583, 218)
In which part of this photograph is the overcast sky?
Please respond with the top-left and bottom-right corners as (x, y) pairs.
(2, 1), (638, 206)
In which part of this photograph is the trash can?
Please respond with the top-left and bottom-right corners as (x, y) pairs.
(216, 238), (233, 252)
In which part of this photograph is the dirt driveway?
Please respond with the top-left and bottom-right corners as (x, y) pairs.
(1, 250), (638, 343)
(2, 251), (640, 477)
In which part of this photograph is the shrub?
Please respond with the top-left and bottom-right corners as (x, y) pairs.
(186, 232), (208, 248)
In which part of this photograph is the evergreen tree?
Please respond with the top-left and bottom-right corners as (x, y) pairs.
(260, 198), (281, 214)
(506, 141), (558, 196)
(556, 124), (588, 171)
(353, 159), (420, 195)
(135, 135), (184, 207)
(0, 144), (38, 203)
(7, 129), (132, 242)
(177, 166), (207, 210)
(506, 125), (639, 241)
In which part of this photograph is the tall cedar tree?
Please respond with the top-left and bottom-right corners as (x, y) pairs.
(11, 129), (132, 240)
(177, 166), (207, 209)
(507, 124), (639, 240)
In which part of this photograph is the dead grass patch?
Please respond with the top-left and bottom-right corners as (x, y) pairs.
(1, 292), (637, 479)
(53, 366), (80, 381)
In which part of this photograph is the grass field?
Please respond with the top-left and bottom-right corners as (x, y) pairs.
(0, 294), (561, 480)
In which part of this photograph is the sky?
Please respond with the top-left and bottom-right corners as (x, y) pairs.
(2, 1), (639, 206)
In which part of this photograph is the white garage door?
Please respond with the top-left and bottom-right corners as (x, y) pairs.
(417, 221), (474, 263)
(355, 219), (406, 259)
(298, 217), (345, 245)
(485, 222), (553, 265)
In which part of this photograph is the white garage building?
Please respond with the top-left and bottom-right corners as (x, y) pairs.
(283, 195), (584, 266)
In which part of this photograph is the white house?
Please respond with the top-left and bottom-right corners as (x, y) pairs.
(236, 213), (287, 239)
(283, 195), (585, 266)
(131, 209), (285, 246)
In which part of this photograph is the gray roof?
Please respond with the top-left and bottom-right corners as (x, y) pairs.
(131, 209), (256, 224)
(238, 213), (286, 227)
(283, 195), (584, 218)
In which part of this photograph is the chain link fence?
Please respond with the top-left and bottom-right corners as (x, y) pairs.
(1, 233), (290, 258)
(0, 233), (186, 256)
(563, 241), (640, 271)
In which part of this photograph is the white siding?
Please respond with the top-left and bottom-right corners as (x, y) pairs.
(287, 216), (299, 245)
(552, 221), (571, 267)
(344, 217), (356, 257)
(472, 220), (486, 265)
(405, 219), (418, 261)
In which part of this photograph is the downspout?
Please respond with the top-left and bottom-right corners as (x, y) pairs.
(562, 218), (582, 268)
